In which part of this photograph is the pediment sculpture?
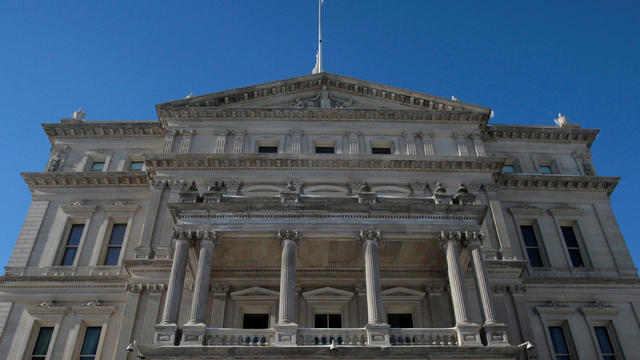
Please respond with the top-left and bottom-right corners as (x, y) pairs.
(290, 85), (354, 109)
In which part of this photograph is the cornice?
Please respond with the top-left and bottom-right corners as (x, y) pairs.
(483, 125), (599, 148)
(42, 121), (163, 142)
(497, 174), (619, 196)
(144, 154), (505, 175)
(523, 276), (640, 290)
(22, 171), (149, 190)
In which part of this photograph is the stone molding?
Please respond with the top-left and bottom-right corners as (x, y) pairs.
(144, 154), (504, 175)
(22, 171), (149, 189)
(483, 125), (599, 147)
(43, 121), (163, 138)
(498, 174), (619, 195)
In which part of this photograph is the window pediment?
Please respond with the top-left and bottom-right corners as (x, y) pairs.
(302, 287), (354, 302)
(382, 286), (425, 300)
(230, 286), (279, 301)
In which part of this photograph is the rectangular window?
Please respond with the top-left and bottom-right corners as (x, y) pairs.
(128, 161), (144, 171)
(388, 313), (414, 328)
(61, 224), (84, 266)
(548, 326), (572, 360)
(594, 326), (617, 360)
(258, 146), (278, 153)
(104, 224), (127, 266)
(242, 314), (269, 329)
(561, 226), (584, 267)
(539, 165), (553, 174)
(315, 146), (335, 154)
(79, 327), (102, 360)
(371, 147), (392, 154)
(31, 326), (54, 360)
(90, 162), (104, 171)
(502, 165), (516, 173)
(314, 313), (341, 328)
(520, 225), (544, 267)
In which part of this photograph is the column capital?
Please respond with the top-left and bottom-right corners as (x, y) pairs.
(360, 229), (382, 245)
(278, 229), (299, 244)
(439, 230), (462, 248)
(462, 231), (485, 249)
(196, 230), (219, 246)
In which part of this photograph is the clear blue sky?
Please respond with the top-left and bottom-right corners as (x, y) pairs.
(0, 1), (638, 272)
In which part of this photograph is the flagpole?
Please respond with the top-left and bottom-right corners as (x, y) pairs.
(318, 0), (323, 73)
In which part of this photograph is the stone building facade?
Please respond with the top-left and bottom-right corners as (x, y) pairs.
(0, 73), (638, 359)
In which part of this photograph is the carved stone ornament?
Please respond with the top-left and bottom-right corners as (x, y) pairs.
(226, 179), (242, 195)
(278, 229), (299, 243)
(410, 182), (427, 197)
(359, 229), (382, 244)
(126, 283), (144, 293)
(180, 181), (200, 203)
(150, 179), (167, 191)
(213, 284), (230, 295)
(453, 183), (477, 205)
(554, 113), (569, 127)
(84, 299), (103, 307)
(196, 230), (218, 245)
(46, 145), (70, 172)
(172, 230), (194, 246)
(349, 181), (372, 195)
(72, 107), (86, 121)
(203, 181), (226, 203)
(289, 85), (355, 109)
(280, 180), (302, 203)
(439, 231), (462, 247)
(38, 299), (56, 308)
(463, 231), (485, 247)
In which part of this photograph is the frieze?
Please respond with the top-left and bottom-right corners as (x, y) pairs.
(498, 174), (619, 196)
(144, 154), (504, 175)
(43, 121), (163, 138)
(483, 125), (598, 147)
(22, 171), (149, 190)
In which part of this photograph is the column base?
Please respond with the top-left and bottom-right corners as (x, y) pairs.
(274, 323), (298, 346)
(365, 323), (390, 347)
(455, 322), (482, 346)
(153, 323), (180, 346)
(181, 323), (207, 346)
(483, 322), (510, 346)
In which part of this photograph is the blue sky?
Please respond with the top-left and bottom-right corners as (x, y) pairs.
(0, 1), (638, 272)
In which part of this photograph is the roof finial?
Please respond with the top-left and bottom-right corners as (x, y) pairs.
(312, 0), (324, 74)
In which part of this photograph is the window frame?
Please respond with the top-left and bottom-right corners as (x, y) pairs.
(20, 304), (68, 360)
(229, 287), (279, 328)
(509, 206), (552, 271)
(102, 223), (128, 266)
(307, 135), (342, 155)
(54, 219), (90, 268)
(69, 304), (115, 360)
(533, 156), (559, 175)
(127, 160), (145, 171)
(549, 207), (592, 271)
(535, 306), (580, 360)
(365, 136), (399, 155)
(581, 305), (624, 360)
(82, 153), (111, 172)
(251, 134), (285, 154)
(381, 286), (426, 328)
(90, 204), (138, 267)
(302, 287), (354, 328)
(546, 323), (576, 360)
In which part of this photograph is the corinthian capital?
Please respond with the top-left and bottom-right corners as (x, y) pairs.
(197, 230), (219, 245)
(439, 231), (462, 247)
(463, 231), (485, 248)
(278, 229), (299, 243)
(359, 229), (382, 244)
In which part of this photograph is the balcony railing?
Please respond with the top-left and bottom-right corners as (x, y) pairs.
(204, 327), (457, 347)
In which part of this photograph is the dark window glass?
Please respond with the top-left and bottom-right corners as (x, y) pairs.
(61, 224), (84, 266)
(561, 226), (584, 267)
(548, 326), (571, 360)
(371, 147), (392, 154)
(520, 225), (544, 267)
(539, 165), (553, 174)
(594, 326), (616, 359)
(388, 313), (414, 328)
(243, 314), (269, 329)
(31, 326), (54, 359)
(502, 165), (516, 173)
(90, 162), (104, 171)
(79, 327), (101, 360)
(104, 224), (127, 266)
(315, 146), (335, 154)
(258, 146), (278, 153)
(129, 161), (144, 170)
(314, 313), (342, 328)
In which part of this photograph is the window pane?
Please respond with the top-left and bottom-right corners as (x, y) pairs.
(502, 165), (515, 173)
(32, 327), (54, 355)
(388, 313), (414, 328)
(109, 224), (127, 246)
(539, 165), (552, 174)
(568, 249), (584, 267)
(594, 327), (615, 355)
(90, 162), (104, 171)
(243, 314), (269, 329)
(548, 326), (570, 355)
(527, 249), (544, 267)
(61, 247), (77, 266)
(258, 146), (278, 153)
(372, 147), (391, 154)
(129, 161), (144, 170)
(104, 248), (121, 266)
(520, 225), (539, 247)
(328, 314), (342, 328)
(561, 227), (579, 248)
(315, 146), (335, 154)
(80, 327), (102, 355)
(314, 314), (328, 328)
(67, 224), (85, 246)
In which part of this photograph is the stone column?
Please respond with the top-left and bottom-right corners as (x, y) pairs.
(360, 229), (389, 346)
(179, 129), (194, 154)
(440, 231), (481, 346)
(163, 129), (177, 154)
(134, 180), (166, 259)
(464, 231), (509, 346)
(116, 284), (142, 360)
(402, 131), (417, 155)
(182, 231), (218, 345)
(274, 229), (299, 346)
(154, 231), (191, 345)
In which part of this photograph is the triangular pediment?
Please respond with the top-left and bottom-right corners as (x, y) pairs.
(302, 286), (354, 301)
(230, 286), (279, 300)
(381, 286), (425, 299)
(156, 73), (491, 116)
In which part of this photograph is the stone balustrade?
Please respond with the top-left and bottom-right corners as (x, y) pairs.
(296, 328), (367, 346)
(389, 328), (457, 346)
(206, 328), (274, 346)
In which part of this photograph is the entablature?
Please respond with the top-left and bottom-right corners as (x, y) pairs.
(483, 125), (599, 148)
(497, 173), (619, 196)
(21, 171), (149, 191)
(42, 121), (163, 143)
